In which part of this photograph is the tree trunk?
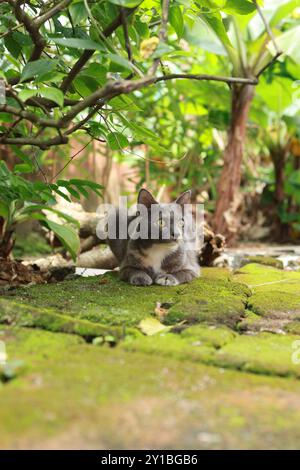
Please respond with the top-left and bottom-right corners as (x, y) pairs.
(270, 146), (289, 240)
(212, 83), (255, 244)
(270, 147), (287, 206)
(0, 217), (15, 259)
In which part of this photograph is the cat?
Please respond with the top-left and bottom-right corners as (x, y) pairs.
(107, 189), (200, 286)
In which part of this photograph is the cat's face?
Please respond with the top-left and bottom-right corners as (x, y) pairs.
(134, 189), (192, 244)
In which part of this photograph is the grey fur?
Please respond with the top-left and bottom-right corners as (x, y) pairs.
(107, 189), (200, 286)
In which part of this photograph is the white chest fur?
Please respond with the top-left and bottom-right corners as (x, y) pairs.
(142, 243), (178, 273)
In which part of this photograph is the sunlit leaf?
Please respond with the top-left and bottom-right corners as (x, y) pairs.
(44, 220), (80, 261)
(107, 132), (129, 150)
(51, 37), (105, 51)
(39, 86), (64, 107)
(170, 5), (184, 39)
(20, 59), (56, 82)
(138, 317), (171, 336)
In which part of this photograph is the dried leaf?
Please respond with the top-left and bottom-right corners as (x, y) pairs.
(138, 317), (170, 336)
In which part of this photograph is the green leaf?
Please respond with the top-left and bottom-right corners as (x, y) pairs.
(39, 86), (64, 107)
(44, 220), (80, 261)
(20, 59), (56, 82)
(199, 11), (240, 72)
(57, 179), (103, 198)
(0, 113), (14, 123)
(107, 132), (129, 150)
(69, 1), (88, 24)
(151, 43), (175, 59)
(170, 5), (184, 39)
(269, 25), (300, 65)
(270, 0), (299, 27)
(224, 0), (256, 15)
(21, 205), (79, 226)
(13, 163), (33, 173)
(200, 11), (233, 49)
(68, 179), (103, 190)
(84, 63), (107, 82)
(74, 76), (99, 97)
(19, 89), (38, 102)
(51, 37), (105, 51)
(0, 201), (9, 219)
(4, 35), (21, 58)
(107, 53), (135, 71)
(107, 0), (142, 7)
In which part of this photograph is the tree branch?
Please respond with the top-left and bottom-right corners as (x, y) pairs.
(0, 134), (68, 149)
(35, 0), (73, 27)
(60, 7), (137, 93)
(64, 104), (104, 135)
(1, 72), (258, 148)
(8, 0), (45, 62)
(0, 104), (59, 128)
(120, 7), (133, 63)
(1, 1), (261, 150)
(148, 0), (170, 76)
(60, 72), (258, 127)
(153, 73), (258, 86)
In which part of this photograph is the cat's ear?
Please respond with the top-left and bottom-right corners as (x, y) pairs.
(175, 190), (192, 206)
(137, 188), (158, 209)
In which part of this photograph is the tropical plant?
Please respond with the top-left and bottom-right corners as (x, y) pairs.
(191, 0), (300, 240)
(1, 0), (300, 249)
(0, 160), (102, 259)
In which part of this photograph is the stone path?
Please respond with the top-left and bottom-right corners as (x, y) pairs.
(1, 262), (300, 449)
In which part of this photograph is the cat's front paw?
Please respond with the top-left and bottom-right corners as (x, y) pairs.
(130, 272), (153, 286)
(155, 274), (179, 286)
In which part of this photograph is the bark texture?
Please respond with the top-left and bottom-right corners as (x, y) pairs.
(212, 83), (255, 244)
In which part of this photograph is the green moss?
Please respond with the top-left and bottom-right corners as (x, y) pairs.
(234, 264), (300, 317)
(248, 291), (300, 318)
(243, 256), (283, 270)
(164, 278), (250, 328)
(123, 327), (300, 379)
(215, 333), (300, 378)
(237, 309), (261, 332)
(180, 324), (236, 348)
(2, 326), (300, 449)
(0, 299), (136, 341)
(2, 269), (251, 329)
(234, 263), (287, 285)
(2, 262), (300, 449)
(123, 331), (216, 363)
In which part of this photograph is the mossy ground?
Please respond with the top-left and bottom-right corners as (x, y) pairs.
(2, 268), (250, 328)
(243, 255), (284, 270)
(1, 262), (300, 449)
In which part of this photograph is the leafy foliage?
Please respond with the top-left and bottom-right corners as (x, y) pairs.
(0, 0), (300, 248)
(0, 161), (102, 260)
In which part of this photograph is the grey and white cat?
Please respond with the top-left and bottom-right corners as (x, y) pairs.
(107, 189), (200, 286)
